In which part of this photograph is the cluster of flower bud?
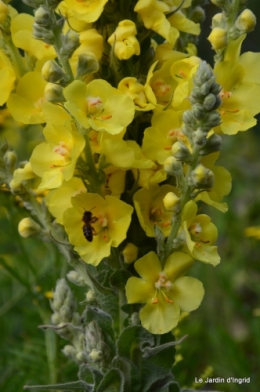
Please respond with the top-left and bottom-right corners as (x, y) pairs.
(183, 61), (221, 153)
(51, 279), (81, 340)
(23, 0), (61, 10)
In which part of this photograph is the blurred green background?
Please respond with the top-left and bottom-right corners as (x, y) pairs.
(1, 1), (260, 391)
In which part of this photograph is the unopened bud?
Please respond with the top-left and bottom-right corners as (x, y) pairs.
(164, 156), (182, 176)
(86, 289), (96, 302)
(205, 111), (221, 128)
(44, 83), (64, 103)
(0, 0), (8, 24)
(4, 150), (17, 173)
(60, 30), (80, 59)
(212, 13), (224, 28)
(208, 28), (227, 51)
(192, 103), (206, 120)
(122, 243), (138, 264)
(23, 0), (44, 8)
(171, 141), (191, 163)
(76, 53), (99, 78)
(18, 217), (41, 238)
(42, 60), (68, 84)
(190, 6), (205, 23)
(193, 127), (207, 147)
(34, 6), (52, 28)
(200, 133), (222, 155)
(66, 270), (85, 286)
(33, 23), (55, 44)
(236, 9), (256, 32)
(89, 349), (102, 362)
(62, 345), (77, 359)
(163, 192), (180, 212)
(191, 164), (214, 189)
(203, 94), (219, 111)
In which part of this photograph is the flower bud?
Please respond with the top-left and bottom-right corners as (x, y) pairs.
(86, 289), (96, 302)
(193, 127), (207, 147)
(171, 141), (191, 163)
(208, 28), (227, 51)
(18, 217), (42, 238)
(34, 6), (52, 28)
(66, 270), (85, 286)
(203, 94), (218, 111)
(0, 0), (8, 24)
(212, 13), (224, 28)
(190, 6), (205, 23)
(183, 110), (197, 127)
(191, 164), (215, 189)
(164, 156), (182, 176)
(205, 111), (221, 128)
(62, 345), (77, 359)
(199, 133), (222, 155)
(76, 53), (99, 78)
(85, 321), (102, 353)
(163, 192), (180, 212)
(89, 349), (102, 362)
(236, 9), (256, 32)
(60, 30), (80, 59)
(44, 83), (65, 103)
(23, 0), (44, 8)
(192, 103), (206, 120)
(122, 243), (138, 264)
(33, 23), (55, 44)
(42, 60), (68, 84)
(4, 150), (17, 173)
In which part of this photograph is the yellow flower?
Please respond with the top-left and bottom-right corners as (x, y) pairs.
(126, 251), (204, 334)
(11, 14), (56, 60)
(118, 62), (157, 111)
(0, 50), (16, 106)
(196, 152), (232, 212)
(46, 177), (87, 224)
(179, 200), (220, 266)
(207, 27), (227, 51)
(134, 0), (178, 44)
(63, 193), (133, 266)
(108, 20), (140, 60)
(7, 72), (47, 124)
(9, 162), (37, 191)
(133, 184), (179, 237)
(64, 80), (135, 134)
(142, 109), (185, 164)
(214, 39), (260, 134)
(59, 0), (108, 23)
(30, 103), (85, 189)
(0, 0), (8, 24)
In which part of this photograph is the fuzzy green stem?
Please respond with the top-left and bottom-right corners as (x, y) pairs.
(3, 33), (27, 77)
(226, 0), (241, 31)
(84, 133), (102, 195)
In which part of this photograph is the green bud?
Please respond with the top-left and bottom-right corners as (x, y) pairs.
(34, 6), (52, 28)
(183, 110), (197, 127)
(171, 141), (192, 163)
(33, 23), (55, 44)
(44, 83), (65, 103)
(212, 13), (224, 28)
(60, 30), (80, 60)
(62, 345), (77, 359)
(193, 127), (207, 147)
(89, 349), (103, 363)
(193, 103), (205, 120)
(76, 53), (99, 79)
(47, 0), (63, 10)
(191, 164), (215, 189)
(190, 87), (205, 104)
(199, 133), (222, 155)
(164, 156), (183, 176)
(204, 111), (221, 128)
(3, 150), (17, 173)
(86, 289), (96, 302)
(66, 270), (85, 286)
(194, 61), (213, 86)
(190, 6), (206, 23)
(203, 93), (218, 111)
(0, 139), (8, 156)
(42, 60), (68, 85)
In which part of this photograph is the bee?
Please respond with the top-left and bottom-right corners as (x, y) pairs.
(82, 208), (98, 242)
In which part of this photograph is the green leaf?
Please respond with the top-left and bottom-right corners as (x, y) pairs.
(96, 368), (124, 392)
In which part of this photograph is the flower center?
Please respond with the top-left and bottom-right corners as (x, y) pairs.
(152, 272), (173, 304)
(87, 96), (103, 115)
(50, 141), (71, 169)
(152, 79), (171, 98)
(219, 90), (232, 100)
